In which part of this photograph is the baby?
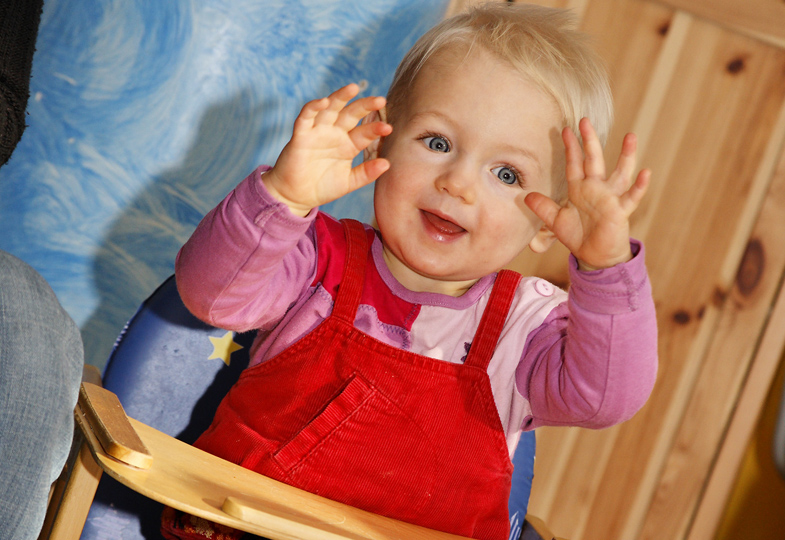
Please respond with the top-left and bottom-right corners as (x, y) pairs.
(165, 3), (658, 540)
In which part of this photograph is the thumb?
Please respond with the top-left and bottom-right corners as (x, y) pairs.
(525, 192), (561, 230)
(349, 158), (390, 192)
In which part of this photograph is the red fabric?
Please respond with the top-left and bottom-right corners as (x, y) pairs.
(313, 215), (421, 331)
(191, 220), (520, 540)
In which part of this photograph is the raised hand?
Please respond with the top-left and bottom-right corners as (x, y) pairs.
(264, 84), (393, 217)
(525, 118), (650, 270)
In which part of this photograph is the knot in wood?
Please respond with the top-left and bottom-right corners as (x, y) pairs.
(736, 239), (764, 296)
(673, 310), (691, 325)
(726, 57), (746, 74)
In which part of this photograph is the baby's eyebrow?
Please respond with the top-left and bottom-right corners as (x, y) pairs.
(501, 142), (538, 161)
(408, 110), (453, 127)
(498, 143), (542, 174)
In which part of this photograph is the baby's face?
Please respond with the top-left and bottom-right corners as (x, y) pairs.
(373, 46), (564, 296)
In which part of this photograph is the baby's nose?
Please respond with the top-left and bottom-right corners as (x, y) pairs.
(435, 165), (476, 204)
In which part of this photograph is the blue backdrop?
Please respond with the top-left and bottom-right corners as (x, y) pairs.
(0, 0), (448, 368)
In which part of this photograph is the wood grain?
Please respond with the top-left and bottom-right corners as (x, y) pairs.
(44, 443), (104, 540)
(653, 0), (785, 48)
(77, 382), (153, 470)
(667, 121), (785, 540)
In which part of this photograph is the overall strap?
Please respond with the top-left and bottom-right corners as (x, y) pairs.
(464, 270), (522, 371)
(332, 219), (370, 323)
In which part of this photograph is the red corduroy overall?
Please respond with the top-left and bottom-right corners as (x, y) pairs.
(193, 220), (520, 540)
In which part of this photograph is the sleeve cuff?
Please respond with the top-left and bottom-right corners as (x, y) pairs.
(568, 239), (651, 314)
(234, 165), (316, 237)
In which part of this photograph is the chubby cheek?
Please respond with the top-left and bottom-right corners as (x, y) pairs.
(374, 167), (421, 213)
(373, 177), (411, 242)
(480, 209), (538, 261)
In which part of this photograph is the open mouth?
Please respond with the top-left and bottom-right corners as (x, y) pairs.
(421, 210), (466, 237)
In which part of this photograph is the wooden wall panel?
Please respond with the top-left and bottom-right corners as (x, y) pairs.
(688, 150), (785, 540)
(545, 5), (785, 540)
(447, 0), (785, 538)
(645, 147), (785, 540)
(542, 3), (785, 540)
(654, 0), (785, 48)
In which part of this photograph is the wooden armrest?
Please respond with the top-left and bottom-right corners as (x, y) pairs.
(75, 382), (153, 469)
(219, 494), (467, 540)
(79, 409), (472, 540)
(82, 364), (102, 386)
(73, 383), (555, 540)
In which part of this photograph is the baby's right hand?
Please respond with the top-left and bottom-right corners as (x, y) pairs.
(263, 84), (392, 217)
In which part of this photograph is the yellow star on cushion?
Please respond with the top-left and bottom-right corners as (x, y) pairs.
(208, 331), (243, 366)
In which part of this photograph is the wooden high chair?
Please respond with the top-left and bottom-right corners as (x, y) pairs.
(39, 276), (565, 540)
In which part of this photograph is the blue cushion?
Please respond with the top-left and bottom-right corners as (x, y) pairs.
(508, 430), (536, 540)
(81, 276), (253, 540)
(100, 275), (254, 440)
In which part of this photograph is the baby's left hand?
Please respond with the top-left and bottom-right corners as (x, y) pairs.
(525, 118), (650, 270)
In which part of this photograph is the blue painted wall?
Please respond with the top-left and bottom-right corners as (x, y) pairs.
(0, 0), (448, 368)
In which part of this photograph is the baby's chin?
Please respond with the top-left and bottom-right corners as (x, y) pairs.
(380, 244), (483, 297)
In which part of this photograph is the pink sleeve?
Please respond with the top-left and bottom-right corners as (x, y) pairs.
(175, 166), (318, 332)
(517, 241), (658, 429)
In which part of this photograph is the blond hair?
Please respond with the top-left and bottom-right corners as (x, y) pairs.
(386, 2), (613, 146)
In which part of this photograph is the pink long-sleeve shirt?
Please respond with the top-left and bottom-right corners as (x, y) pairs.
(176, 166), (658, 455)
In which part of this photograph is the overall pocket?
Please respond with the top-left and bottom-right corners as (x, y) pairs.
(272, 373), (438, 520)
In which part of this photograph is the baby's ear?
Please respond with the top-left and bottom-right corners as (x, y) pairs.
(362, 106), (388, 161)
(528, 225), (557, 254)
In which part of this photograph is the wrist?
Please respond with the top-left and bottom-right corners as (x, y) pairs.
(576, 249), (633, 272)
(261, 169), (314, 218)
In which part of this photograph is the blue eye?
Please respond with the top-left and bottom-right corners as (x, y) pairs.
(424, 136), (450, 153)
(492, 166), (518, 185)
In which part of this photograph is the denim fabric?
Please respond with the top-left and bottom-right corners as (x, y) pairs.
(0, 250), (83, 540)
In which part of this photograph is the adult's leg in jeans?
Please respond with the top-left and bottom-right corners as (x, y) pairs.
(0, 251), (83, 540)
